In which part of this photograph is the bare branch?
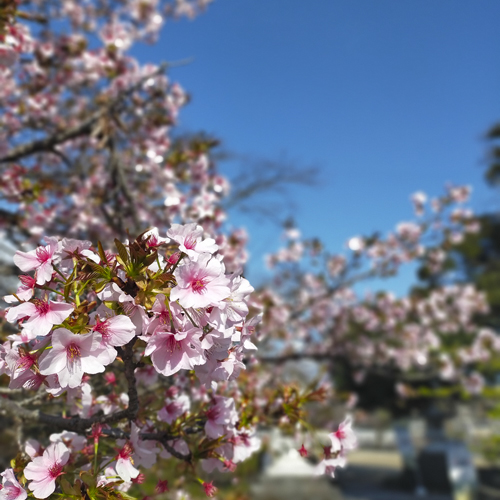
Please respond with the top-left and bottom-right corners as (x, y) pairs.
(141, 432), (193, 463)
(223, 156), (319, 214)
(258, 352), (334, 364)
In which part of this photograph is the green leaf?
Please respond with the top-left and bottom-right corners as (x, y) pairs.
(60, 477), (80, 496)
(80, 471), (97, 489)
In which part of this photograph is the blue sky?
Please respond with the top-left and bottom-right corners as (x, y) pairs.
(134, 0), (500, 293)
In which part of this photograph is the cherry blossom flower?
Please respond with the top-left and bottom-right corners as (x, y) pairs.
(329, 416), (357, 453)
(158, 394), (190, 424)
(6, 300), (74, 339)
(3, 275), (36, 303)
(205, 396), (238, 439)
(24, 442), (69, 499)
(167, 223), (218, 261)
(49, 431), (86, 452)
(115, 443), (140, 482)
(145, 327), (204, 376)
(91, 312), (136, 364)
(59, 238), (98, 272)
(171, 253), (230, 309)
(125, 423), (158, 469)
(24, 439), (43, 460)
(230, 428), (261, 463)
(146, 294), (172, 335)
(0, 469), (27, 500)
(411, 191), (427, 216)
(13, 238), (59, 285)
(38, 329), (106, 388)
(155, 480), (169, 494)
(142, 227), (170, 248)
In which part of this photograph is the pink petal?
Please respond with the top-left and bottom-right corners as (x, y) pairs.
(13, 251), (39, 272)
(28, 476), (56, 499)
(39, 350), (67, 375)
(36, 262), (54, 285)
(80, 356), (105, 375)
(45, 302), (74, 325)
(5, 302), (36, 323)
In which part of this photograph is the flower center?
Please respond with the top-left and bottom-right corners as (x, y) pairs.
(191, 278), (207, 293)
(93, 319), (109, 340)
(5, 485), (22, 500)
(48, 462), (63, 479)
(66, 343), (81, 359)
(159, 310), (170, 325)
(147, 236), (159, 247)
(206, 406), (220, 421)
(16, 352), (36, 371)
(35, 246), (51, 263)
(164, 335), (181, 353)
(118, 443), (134, 460)
(33, 299), (50, 315)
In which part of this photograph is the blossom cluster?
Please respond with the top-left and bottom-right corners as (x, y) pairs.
(0, 0), (228, 250)
(0, 224), (263, 498)
(257, 187), (493, 404)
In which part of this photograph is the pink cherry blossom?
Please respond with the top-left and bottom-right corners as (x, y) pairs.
(229, 428), (261, 463)
(92, 313), (136, 349)
(6, 300), (74, 339)
(38, 328), (106, 388)
(205, 396), (238, 439)
(142, 227), (170, 248)
(144, 326), (205, 376)
(146, 294), (171, 335)
(3, 275), (36, 303)
(128, 423), (158, 468)
(171, 253), (230, 309)
(13, 237), (59, 285)
(0, 468), (27, 500)
(167, 223), (218, 261)
(202, 481), (217, 498)
(329, 416), (357, 453)
(58, 238), (98, 272)
(158, 394), (190, 424)
(49, 431), (86, 452)
(5, 346), (37, 382)
(24, 442), (69, 499)
(115, 443), (140, 482)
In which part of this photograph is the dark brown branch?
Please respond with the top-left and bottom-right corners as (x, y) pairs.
(120, 338), (140, 422)
(0, 63), (168, 164)
(16, 11), (48, 24)
(141, 432), (193, 463)
(102, 428), (197, 463)
(0, 339), (140, 434)
(258, 352), (334, 364)
(107, 137), (140, 236)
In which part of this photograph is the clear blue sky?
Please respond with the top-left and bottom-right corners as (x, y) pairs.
(134, 0), (500, 294)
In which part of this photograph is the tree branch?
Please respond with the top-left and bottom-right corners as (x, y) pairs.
(0, 339), (140, 434)
(0, 63), (168, 164)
